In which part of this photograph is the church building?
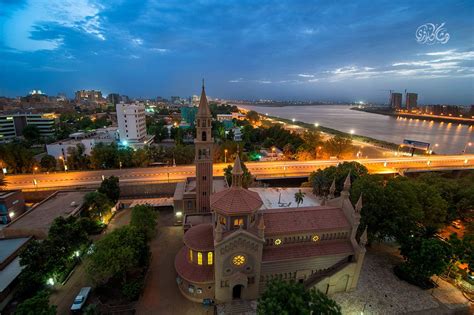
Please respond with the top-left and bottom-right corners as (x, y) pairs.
(174, 83), (367, 303)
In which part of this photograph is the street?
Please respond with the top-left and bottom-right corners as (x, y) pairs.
(48, 209), (132, 314)
(5, 154), (474, 190)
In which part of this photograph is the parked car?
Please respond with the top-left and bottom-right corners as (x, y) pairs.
(71, 287), (92, 312)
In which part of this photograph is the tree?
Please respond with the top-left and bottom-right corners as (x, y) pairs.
(414, 182), (448, 229)
(308, 162), (368, 196)
(86, 226), (148, 285)
(258, 280), (341, 315)
(48, 216), (89, 258)
(40, 155), (57, 172)
(90, 143), (119, 169)
(98, 176), (120, 202)
(246, 110), (260, 124)
(324, 136), (353, 158)
(0, 143), (35, 173)
(83, 192), (113, 222)
(15, 291), (56, 315)
(130, 205), (158, 240)
(132, 148), (150, 167)
(399, 236), (451, 282)
(294, 189), (305, 207)
(224, 160), (253, 188)
(67, 143), (90, 170)
(22, 125), (41, 142)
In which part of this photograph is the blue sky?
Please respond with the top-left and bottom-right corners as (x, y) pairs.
(1, 0), (473, 104)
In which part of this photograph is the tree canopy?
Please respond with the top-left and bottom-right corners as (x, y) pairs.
(258, 280), (341, 315)
(98, 176), (120, 203)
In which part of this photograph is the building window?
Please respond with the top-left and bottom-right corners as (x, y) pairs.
(202, 131), (207, 141)
(189, 249), (193, 262)
(207, 252), (213, 265)
(219, 216), (226, 225)
(232, 254), (245, 266)
(203, 176), (206, 180)
(197, 252), (203, 265)
(233, 218), (244, 228)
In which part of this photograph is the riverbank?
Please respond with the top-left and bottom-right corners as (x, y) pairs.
(352, 107), (474, 126)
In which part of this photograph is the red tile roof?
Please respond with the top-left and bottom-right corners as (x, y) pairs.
(211, 187), (263, 215)
(183, 223), (214, 251)
(262, 240), (354, 262)
(175, 246), (214, 283)
(263, 206), (350, 236)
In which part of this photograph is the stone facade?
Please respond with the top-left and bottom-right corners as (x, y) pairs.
(174, 85), (367, 304)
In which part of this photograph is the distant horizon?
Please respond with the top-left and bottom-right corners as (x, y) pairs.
(1, 1), (473, 104)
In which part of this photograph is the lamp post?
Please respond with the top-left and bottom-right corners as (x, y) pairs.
(272, 147), (276, 160)
(462, 142), (472, 154)
(224, 149), (228, 163)
(58, 156), (67, 172)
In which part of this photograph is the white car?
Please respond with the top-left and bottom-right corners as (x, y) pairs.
(70, 287), (91, 312)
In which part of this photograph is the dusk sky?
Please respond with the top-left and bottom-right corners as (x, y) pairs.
(1, 0), (473, 104)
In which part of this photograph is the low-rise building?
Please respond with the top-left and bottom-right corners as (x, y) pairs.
(0, 191), (26, 225)
(0, 237), (32, 311)
(46, 127), (119, 159)
(0, 191), (88, 239)
(0, 113), (57, 143)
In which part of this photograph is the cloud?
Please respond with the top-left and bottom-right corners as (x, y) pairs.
(298, 73), (315, 78)
(149, 48), (169, 53)
(229, 78), (243, 83)
(2, 0), (105, 52)
(132, 38), (144, 46)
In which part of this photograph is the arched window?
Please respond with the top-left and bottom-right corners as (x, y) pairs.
(189, 249), (193, 262)
(202, 131), (207, 141)
(197, 252), (203, 265)
(208, 252), (213, 265)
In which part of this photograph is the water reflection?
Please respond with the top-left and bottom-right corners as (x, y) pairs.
(240, 105), (473, 154)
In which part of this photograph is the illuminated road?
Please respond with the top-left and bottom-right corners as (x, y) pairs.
(4, 154), (474, 191)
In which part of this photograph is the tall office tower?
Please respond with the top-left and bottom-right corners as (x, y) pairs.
(390, 92), (402, 109)
(116, 103), (147, 145)
(194, 82), (213, 213)
(405, 93), (418, 110)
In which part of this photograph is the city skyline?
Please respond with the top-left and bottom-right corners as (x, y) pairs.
(1, 0), (474, 104)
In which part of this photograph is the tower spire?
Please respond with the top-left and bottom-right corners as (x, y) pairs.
(198, 79), (211, 117)
(232, 153), (244, 188)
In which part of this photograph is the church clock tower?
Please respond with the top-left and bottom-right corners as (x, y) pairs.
(195, 81), (213, 213)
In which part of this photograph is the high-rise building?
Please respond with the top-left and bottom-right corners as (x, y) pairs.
(0, 113), (56, 143)
(194, 83), (213, 213)
(405, 92), (418, 110)
(390, 92), (402, 109)
(107, 93), (121, 105)
(75, 90), (103, 102)
(116, 103), (147, 145)
(171, 96), (181, 104)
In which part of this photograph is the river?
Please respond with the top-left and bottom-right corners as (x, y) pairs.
(239, 105), (473, 154)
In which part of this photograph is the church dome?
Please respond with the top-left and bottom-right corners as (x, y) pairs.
(211, 187), (263, 215)
(184, 223), (214, 251)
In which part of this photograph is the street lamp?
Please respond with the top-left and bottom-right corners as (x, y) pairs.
(292, 118), (296, 122)
(349, 129), (355, 135)
(314, 122), (319, 127)
(58, 156), (67, 172)
(462, 142), (472, 154)
(224, 149), (228, 163)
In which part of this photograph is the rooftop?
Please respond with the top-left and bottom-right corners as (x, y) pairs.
(249, 187), (320, 210)
(183, 223), (214, 251)
(1, 191), (87, 239)
(211, 187), (263, 215)
(262, 206), (350, 236)
(262, 240), (354, 262)
(0, 237), (30, 265)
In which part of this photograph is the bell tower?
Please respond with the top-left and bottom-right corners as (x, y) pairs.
(195, 80), (213, 213)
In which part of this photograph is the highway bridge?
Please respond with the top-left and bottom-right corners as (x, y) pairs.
(3, 154), (473, 191)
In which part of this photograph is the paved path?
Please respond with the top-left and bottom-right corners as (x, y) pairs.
(49, 209), (132, 314)
(136, 211), (212, 315)
(332, 244), (471, 314)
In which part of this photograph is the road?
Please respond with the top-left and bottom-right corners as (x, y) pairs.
(49, 209), (132, 314)
(5, 154), (474, 190)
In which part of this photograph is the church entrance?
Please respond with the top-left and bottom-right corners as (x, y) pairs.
(232, 284), (243, 299)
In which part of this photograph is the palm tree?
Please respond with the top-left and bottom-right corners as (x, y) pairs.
(294, 189), (306, 208)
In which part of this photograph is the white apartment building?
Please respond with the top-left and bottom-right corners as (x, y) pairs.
(46, 127), (119, 159)
(116, 102), (151, 146)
